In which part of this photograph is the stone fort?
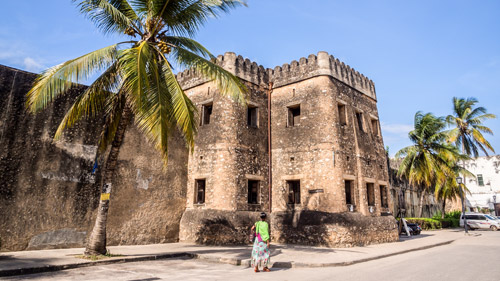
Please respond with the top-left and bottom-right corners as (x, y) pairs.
(0, 51), (397, 251)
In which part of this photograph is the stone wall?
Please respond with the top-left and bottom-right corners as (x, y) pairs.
(2, 49), (399, 250)
(183, 80), (269, 212)
(179, 51), (398, 246)
(0, 65), (188, 251)
(270, 75), (391, 217)
(179, 209), (398, 247)
(388, 160), (443, 218)
(272, 211), (398, 247)
(179, 209), (261, 245)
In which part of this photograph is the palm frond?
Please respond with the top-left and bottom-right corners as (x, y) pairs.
(75, 0), (141, 35)
(97, 91), (127, 153)
(120, 41), (152, 111)
(157, 50), (197, 149)
(54, 62), (121, 140)
(174, 46), (247, 104)
(163, 36), (213, 58)
(159, 0), (246, 36)
(27, 43), (125, 113)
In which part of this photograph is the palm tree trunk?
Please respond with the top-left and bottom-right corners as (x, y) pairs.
(85, 107), (132, 255)
(418, 188), (426, 217)
(461, 143), (468, 233)
(441, 198), (446, 219)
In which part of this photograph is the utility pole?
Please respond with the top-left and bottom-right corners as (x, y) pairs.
(456, 177), (468, 234)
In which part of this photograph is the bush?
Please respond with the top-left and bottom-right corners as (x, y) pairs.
(405, 218), (442, 230)
(445, 210), (461, 220)
(431, 212), (442, 220)
(440, 218), (459, 228)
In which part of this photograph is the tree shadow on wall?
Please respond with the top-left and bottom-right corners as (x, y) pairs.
(276, 209), (335, 247)
(274, 194), (385, 249)
(275, 194), (333, 247)
(195, 218), (247, 246)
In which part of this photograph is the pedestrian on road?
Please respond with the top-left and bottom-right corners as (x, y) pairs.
(251, 212), (271, 272)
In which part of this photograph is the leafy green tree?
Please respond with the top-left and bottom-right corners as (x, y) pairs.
(27, 0), (246, 255)
(396, 112), (465, 217)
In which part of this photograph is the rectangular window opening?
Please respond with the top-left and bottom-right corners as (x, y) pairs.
(248, 180), (259, 204)
(287, 105), (301, 127)
(380, 185), (388, 208)
(371, 119), (379, 136)
(477, 174), (484, 186)
(287, 180), (301, 204)
(247, 106), (258, 128)
(195, 179), (206, 204)
(345, 180), (353, 205)
(367, 182), (375, 207)
(356, 111), (364, 132)
(338, 104), (347, 125)
(202, 104), (213, 125)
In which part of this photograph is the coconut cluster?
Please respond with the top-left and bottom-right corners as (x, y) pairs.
(158, 41), (171, 54)
(124, 27), (135, 36)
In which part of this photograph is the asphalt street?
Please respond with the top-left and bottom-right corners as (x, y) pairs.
(3, 231), (500, 281)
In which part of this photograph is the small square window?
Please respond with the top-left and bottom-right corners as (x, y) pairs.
(248, 180), (259, 204)
(287, 105), (301, 127)
(371, 119), (379, 136)
(345, 180), (353, 205)
(287, 180), (301, 204)
(366, 182), (375, 206)
(201, 104), (213, 125)
(338, 104), (347, 125)
(247, 106), (258, 128)
(356, 111), (364, 132)
(380, 185), (388, 208)
(477, 174), (484, 186)
(195, 179), (206, 204)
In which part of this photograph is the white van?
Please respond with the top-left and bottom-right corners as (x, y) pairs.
(460, 212), (500, 231)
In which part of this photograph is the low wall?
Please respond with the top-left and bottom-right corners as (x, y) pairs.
(272, 211), (398, 247)
(179, 209), (261, 245)
(180, 209), (398, 247)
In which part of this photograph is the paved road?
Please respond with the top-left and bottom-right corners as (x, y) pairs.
(4, 231), (500, 281)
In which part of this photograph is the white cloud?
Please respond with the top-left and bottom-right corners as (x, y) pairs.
(380, 122), (414, 157)
(380, 122), (413, 135)
(23, 57), (44, 72)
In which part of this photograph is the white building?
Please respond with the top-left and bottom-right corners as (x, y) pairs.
(463, 155), (500, 213)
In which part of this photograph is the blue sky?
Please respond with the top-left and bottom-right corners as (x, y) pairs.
(1, 0), (499, 156)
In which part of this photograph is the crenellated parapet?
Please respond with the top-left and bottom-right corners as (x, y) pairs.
(267, 51), (376, 99)
(177, 51), (376, 100)
(176, 52), (269, 90)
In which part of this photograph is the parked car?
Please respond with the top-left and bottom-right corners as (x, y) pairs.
(460, 213), (500, 231)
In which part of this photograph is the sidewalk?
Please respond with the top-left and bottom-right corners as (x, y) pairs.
(0, 229), (469, 277)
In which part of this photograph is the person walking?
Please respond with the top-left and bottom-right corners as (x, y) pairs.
(251, 212), (271, 272)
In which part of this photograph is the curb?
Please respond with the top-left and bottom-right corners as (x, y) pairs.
(271, 239), (455, 268)
(0, 240), (455, 277)
(0, 253), (193, 277)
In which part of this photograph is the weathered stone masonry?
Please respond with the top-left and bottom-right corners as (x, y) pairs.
(0, 65), (188, 251)
(178, 52), (398, 247)
(0, 50), (397, 250)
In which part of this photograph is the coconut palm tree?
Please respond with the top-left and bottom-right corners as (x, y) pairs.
(447, 97), (496, 157)
(446, 97), (495, 228)
(434, 164), (472, 219)
(26, 0), (247, 255)
(396, 112), (465, 217)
